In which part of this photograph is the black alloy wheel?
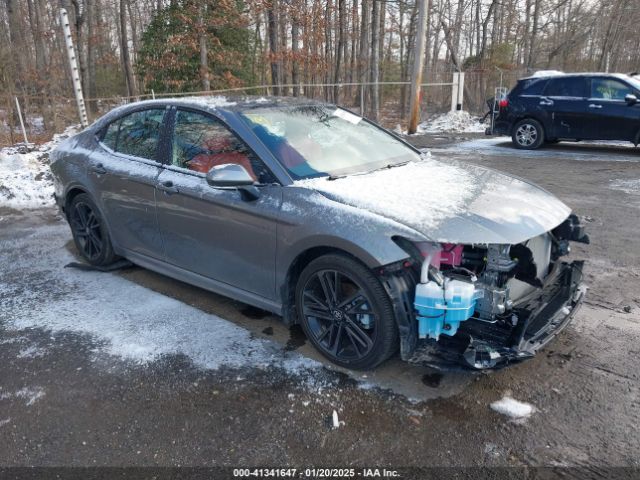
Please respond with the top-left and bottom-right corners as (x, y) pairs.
(296, 254), (397, 370)
(68, 193), (116, 266)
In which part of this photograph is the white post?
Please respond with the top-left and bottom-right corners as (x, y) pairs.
(457, 72), (465, 110)
(451, 72), (459, 112)
(151, 89), (156, 100)
(14, 97), (29, 145)
(60, 8), (88, 128)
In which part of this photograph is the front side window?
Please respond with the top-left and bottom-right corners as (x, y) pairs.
(102, 109), (165, 160)
(591, 78), (632, 100)
(240, 106), (421, 180)
(172, 110), (275, 183)
(544, 78), (587, 98)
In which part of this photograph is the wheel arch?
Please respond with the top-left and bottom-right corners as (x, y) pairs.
(280, 243), (387, 326)
(512, 115), (548, 136)
(64, 186), (89, 217)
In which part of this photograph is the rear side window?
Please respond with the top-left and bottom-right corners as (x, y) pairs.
(102, 120), (120, 150)
(591, 78), (632, 100)
(518, 79), (547, 95)
(544, 78), (588, 97)
(101, 108), (165, 161)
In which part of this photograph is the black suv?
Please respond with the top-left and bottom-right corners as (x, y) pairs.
(490, 72), (640, 149)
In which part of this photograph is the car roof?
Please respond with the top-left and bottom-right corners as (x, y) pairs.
(519, 72), (635, 82)
(91, 95), (332, 130)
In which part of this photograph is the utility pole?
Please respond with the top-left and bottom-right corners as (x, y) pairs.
(408, 0), (428, 134)
(60, 8), (88, 128)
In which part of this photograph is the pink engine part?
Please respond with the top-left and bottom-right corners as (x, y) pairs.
(438, 244), (464, 266)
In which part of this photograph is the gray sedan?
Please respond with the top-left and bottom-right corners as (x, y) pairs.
(50, 97), (589, 370)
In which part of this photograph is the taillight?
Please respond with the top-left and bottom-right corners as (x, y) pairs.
(499, 98), (509, 108)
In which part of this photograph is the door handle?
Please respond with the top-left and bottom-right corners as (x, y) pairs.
(539, 98), (554, 106)
(91, 163), (107, 175)
(588, 104), (602, 109)
(157, 180), (179, 194)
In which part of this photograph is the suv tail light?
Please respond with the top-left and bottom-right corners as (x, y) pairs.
(499, 98), (509, 108)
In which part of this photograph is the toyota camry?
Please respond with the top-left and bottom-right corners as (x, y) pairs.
(50, 97), (589, 370)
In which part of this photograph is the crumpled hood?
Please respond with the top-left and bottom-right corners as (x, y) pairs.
(300, 159), (571, 244)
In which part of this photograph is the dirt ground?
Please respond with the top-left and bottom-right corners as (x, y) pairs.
(1, 133), (639, 472)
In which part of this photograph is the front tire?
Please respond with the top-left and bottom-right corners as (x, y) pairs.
(68, 193), (116, 266)
(295, 253), (398, 370)
(512, 118), (545, 149)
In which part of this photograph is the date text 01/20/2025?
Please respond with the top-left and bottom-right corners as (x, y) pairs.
(232, 468), (401, 477)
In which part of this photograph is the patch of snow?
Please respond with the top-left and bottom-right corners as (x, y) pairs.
(434, 137), (640, 163)
(0, 221), (322, 378)
(2, 386), (47, 406)
(180, 96), (237, 109)
(0, 125), (79, 209)
(16, 345), (48, 359)
(0, 418), (10, 427)
(411, 111), (486, 135)
(530, 70), (564, 78)
(490, 395), (535, 421)
(610, 179), (640, 195)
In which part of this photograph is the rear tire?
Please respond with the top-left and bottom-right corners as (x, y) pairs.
(295, 254), (398, 370)
(68, 193), (116, 266)
(512, 118), (545, 149)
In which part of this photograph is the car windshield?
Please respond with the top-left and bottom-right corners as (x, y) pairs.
(240, 105), (421, 180)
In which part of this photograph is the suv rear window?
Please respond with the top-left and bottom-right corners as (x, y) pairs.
(517, 79), (547, 95)
(544, 77), (588, 97)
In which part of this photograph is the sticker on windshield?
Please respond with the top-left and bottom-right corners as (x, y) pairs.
(333, 108), (362, 125)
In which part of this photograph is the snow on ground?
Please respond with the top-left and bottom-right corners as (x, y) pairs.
(403, 110), (487, 135)
(490, 395), (535, 421)
(0, 386), (46, 406)
(433, 137), (640, 162)
(610, 178), (640, 195)
(0, 220), (323, 380)
(0, 126), (79, 209)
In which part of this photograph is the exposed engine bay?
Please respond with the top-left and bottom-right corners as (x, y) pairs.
(384, 214), (590, 369)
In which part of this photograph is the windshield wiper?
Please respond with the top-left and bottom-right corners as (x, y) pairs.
(327, 174), (347, 181)
(364, 160), (410, 175)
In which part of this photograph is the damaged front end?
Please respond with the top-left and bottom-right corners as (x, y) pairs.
(383, 214), (589, 370)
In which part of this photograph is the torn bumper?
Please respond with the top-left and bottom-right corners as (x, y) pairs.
(405, 260), (585, 370)
(508, 260), (585, 359)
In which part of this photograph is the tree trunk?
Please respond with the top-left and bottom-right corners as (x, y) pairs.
(369, 0), (380, 120)
(291, 12), (300, 96)
(86, 0), (97, 114)
(333, 0), (345, 103)
(267, 1), (280, 95)
(119, 0), (137, 97)
(358, 0), (370, 111)
(408, 0), (428, 134)
(199, 4), (210, 91)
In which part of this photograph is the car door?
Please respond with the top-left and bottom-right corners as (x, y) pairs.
(542, 77), (591, 139)
(154, 108), (282, 300)
(89, 107), (168, 258)
(586, 77), (639, 141)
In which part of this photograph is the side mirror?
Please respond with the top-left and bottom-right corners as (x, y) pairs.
(625, 94), (638, 106)
(206, 163), (255, 187)
(205, 163), (261, 201)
